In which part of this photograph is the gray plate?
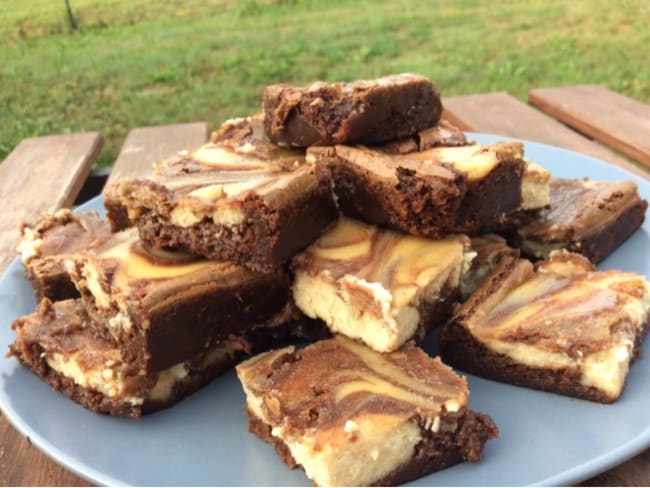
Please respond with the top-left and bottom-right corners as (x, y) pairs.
(1, 134), (649, 486)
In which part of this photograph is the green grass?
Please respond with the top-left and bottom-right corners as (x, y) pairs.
(1, 0), (650, 167)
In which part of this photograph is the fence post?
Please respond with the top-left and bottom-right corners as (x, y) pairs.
(65, 0), (78, 30)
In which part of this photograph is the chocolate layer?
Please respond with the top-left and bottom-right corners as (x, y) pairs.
(9, 299), (243, 418)
(105, 116), (338, 272)
(263, 73), (442, 148)
(237, 336), (497, 486)
(68, 227), (292, 373)
(440, 250), (650, 402)
(17, 209), (111, 301)
(513, 178), (648, 263)
(309, 141), (525, 237)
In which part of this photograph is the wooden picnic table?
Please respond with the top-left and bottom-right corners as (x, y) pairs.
(1, 85), (649, 486)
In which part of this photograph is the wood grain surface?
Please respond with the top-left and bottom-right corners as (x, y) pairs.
(443, 94), (650, 486)
(105, 122), (209, 184)
(443, 91), (648, 178)
(0, 132), (103, 273)
(529, 85), (650, 170)
(0, 132), (102, 486)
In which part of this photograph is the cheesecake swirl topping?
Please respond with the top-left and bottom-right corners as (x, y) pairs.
(401, 141), (524, 180)
(238, 335), (468, 431)
(88, 228), (223, 288)
(470, 252), (650, 355)
(293, 217), (469, 309)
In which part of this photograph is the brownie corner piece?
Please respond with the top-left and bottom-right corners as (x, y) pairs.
(9, 298), (245, 418)
(236, 336), (497, 486)
(310, 140), (526, 238)
(17, 208), (111, 301)
(110, 123), (338, 271)
(68, 227), (293, 373)
(440, 250), (650, 403)
(263, 73), (442, 148)
(291, 217), (474, 352)
(513, 178), (648, 263)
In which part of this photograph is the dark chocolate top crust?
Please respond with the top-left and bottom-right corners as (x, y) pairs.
(263, 73), (442, 147)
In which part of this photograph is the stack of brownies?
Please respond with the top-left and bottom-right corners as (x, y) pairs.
(9, 73), (650, 486)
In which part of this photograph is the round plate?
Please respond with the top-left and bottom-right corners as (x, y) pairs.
(1, 134), (649, 486)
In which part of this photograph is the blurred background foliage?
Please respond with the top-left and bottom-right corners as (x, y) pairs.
(1, 0), (649, 167)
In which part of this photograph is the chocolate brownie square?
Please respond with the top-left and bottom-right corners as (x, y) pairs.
(309, 141), (526, 237)
(9, 299), (253, 418)
(67, 227), (293, 373)
(236, 335), (497, 486)
(263, 73), (442, 148)
(105, 116), (338, 272)
(17, 209), (111, 301)
(291, 217), (474, 352)
(439, 250), (650, 403)
(512, 178), (647, 263)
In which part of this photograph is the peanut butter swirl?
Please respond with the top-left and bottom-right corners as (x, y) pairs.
(293, 217), (469, 310)
(237, 336), (467, 433)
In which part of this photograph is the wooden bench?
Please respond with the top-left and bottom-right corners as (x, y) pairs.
(0, 86), (649, 486)
(0, 133), (103, 273)
(529, 85), (650, 170)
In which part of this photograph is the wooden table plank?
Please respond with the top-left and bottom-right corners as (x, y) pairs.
(443, 93), (650, 487)
(443, 91), (647, 178)
(0, 124), (209, 487)
(0, 132), (103, 272)
(529, 85), (650, 170)
(106, 122), (209, 184)
(0, 132), (102, 487)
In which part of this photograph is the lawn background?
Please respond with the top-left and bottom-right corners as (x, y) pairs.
(2, 0), (649, 167)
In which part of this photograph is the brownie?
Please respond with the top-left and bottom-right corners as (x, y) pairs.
(9, 299), (247, 418)
(460, 234), (519, 300)
(512, 178), (648, 263)
(67, 227), (293, 373)
(263, 73), (442, 147)
(236, 336), (497, 487)
(439, 250), (650, 403)
(105, 116), (338, 272)
(309, 141), (526, 237)
(291, 217), (473, 352)
(17, 209), (112, 301)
